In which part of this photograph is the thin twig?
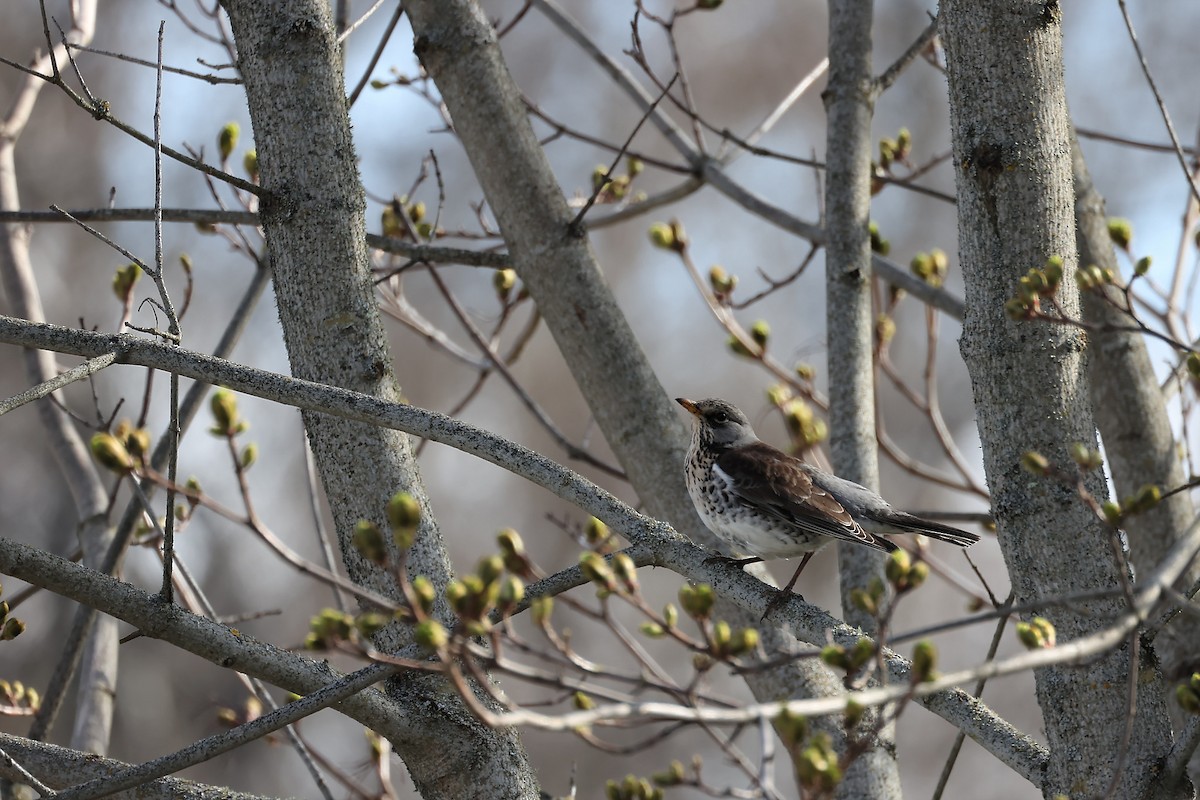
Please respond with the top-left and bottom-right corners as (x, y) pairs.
(49, 664), (390, 800)
(0, 352), (116, 416)
(426, 266), (626, 478)
(347, 1), (404, 107)
(1116, 0), (1200, 211)
(873, 17), (938, 95)
(568, 74), (678, 233)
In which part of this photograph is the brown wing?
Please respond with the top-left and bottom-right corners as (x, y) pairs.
(715, 443), (896, 552)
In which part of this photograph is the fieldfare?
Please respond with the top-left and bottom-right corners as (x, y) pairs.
(676, 397), (978, 602)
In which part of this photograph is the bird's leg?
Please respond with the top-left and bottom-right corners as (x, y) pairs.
(761, 551), (815, 620)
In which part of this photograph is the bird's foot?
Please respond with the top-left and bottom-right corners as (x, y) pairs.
(704, 554), (763, 570)
(760, 587), (803, 621)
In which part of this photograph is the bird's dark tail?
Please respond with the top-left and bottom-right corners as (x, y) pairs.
(868, 512), (980, 547)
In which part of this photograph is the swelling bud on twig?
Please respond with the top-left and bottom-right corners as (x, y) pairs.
(411, 575), (436, 614)
(1107, 217), (1133, 250)
(910, 249), (949, 287)
(679, 583), (715, 621)
(844, 698), (866, 729)
(585, 516), (612, 547)
(1068, 442), (1103, 470)
(911, 640), (937, 682)
(648, 219), (687, 252)
(868, 221), (889, 255)
(579, 552), (617, 593)
(477, 554), (504, 585)
(351, 520), (388, 566)
(239, 442), (258, 469)
(111, 263), (141, 301)
(1016, 616), (1056, 649)
(493, 268), (517, 301)
(414, 619), (448, 651)
(497, 575), (524, 611)
(90, 432), (133, 473)
(0, 618), (25, 641)
(651, 760), (685, 788)
(612, 552), (639, 593)
(209, 388), (242, 436)
(531, 596), (553, 626)
(750, 320), (770, 348)
(386, 492), (421, 548)
(218, 122), (239, 162)
(775, 707), (808, 746)
(895, 127), (912, 160)
(242, 149), (258, 181)
(662, 603), (679, 629)
(875, 313), (896, 346)
(708, 264), (737, 298)
(1021, 450), (1051, 476)
(796, 732), (841, 793)
(1124, 484), (1162, 514)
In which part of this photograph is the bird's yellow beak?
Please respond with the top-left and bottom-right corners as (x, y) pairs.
(675, 397), (700, 416)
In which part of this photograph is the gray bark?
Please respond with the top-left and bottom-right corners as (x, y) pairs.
(1073, 130), (1200, 685)
(941, 3), (1177, 797)
(823, 1), (899, 795)
(402, 0), (880, 785)
(219, 2), (539, 797)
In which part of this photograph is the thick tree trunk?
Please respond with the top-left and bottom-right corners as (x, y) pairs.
(220, 2), (539, 797)
(1073, 130), (1200, 685)
(941, 3), (1177, 797)
(402, 0), (881, 784)
(823, 1), (899, 796)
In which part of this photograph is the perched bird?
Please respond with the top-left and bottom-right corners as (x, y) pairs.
(676, 397), (978, 600)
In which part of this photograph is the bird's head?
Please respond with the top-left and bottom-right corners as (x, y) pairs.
(675, 397), (758, 450)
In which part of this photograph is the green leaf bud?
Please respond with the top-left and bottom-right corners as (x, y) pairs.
(652, 760), (685, 787)
(750, 320), (770, 348)
(90, 432), (133, 473)
(1107, 217), (1133, 249)
(585, 517), (611, 546)
(820, 643), (850, 671)
(210, 388), (239, 435)
(679, 583), (715, 620)
(580, 551), (617, 592)
(648, 222), (675, 250)
(411, 575), (436, 614)
(351, 520), (388, 566)
(493, 268), (517, 301)
(639, 621), (665, 638)
(112, 263), (141, 301)
(0, 618), (25, 640)
(414, 619), (448, 651)
(1021, 450), (1051, 476)
(612, 552), (639, 593)
(911, 640), (937, 682)
(240, 442), (258, 469)
(242, 149), (258, 181)
(531, 596), (553, 626)
(218, 122), (239, 162)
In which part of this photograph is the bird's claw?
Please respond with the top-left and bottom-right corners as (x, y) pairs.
(760, 588), (803, 621)
(703, 553), (763, 569)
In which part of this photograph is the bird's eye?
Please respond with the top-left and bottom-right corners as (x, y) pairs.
(712, 411), (729, 424)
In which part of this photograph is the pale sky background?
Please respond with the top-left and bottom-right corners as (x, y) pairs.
(1, 1), (1197, 797)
